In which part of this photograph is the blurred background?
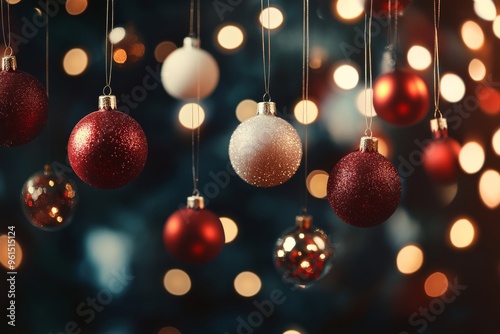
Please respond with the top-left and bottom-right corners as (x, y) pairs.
(1, 0), (500, 333)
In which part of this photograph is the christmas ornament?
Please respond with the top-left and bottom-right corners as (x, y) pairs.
(20, 164), (78, 230)
(369, 0), (412, 15)
(229, 101), (303, 187)
(0, 55), (48, 146)
(163, 195), (225, 265)
(373, 68), (429, 126)
(161, 37), (219, 100)
(327, 137), (401, 227)
(274, 215), (334, 288)
(68, 95), (148, 189)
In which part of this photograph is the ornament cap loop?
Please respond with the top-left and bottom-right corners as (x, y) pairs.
(187, 195), (205, 210)
(257, 101), (276, 116)
(360, 136), (379, 153)
(296, 215), (312, 230)
(184, 36), (200, 48)
(2, 56), (17, 72)
(430, 118), (448, 140)
(98, 95), (117, 111)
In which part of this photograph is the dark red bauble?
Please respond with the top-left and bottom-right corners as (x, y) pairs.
(373, 69), (429, 126)
(423, 139), (461, 184)
(68, 109), (148, 189)
(163, 208), (225, 265)
(368, 0), (412, 15)
(0, 58), (48, 146)
(327, 150), (402, 227)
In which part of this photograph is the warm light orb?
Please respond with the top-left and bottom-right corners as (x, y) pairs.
(333, 64), (359, 90)
(469, 59), (486, 81)
(356, 88), (377, 117)
(235, 99), (257, 122)
(66, 0), (88, 15)
(0, 234), (23, 270)
(155, 41), (177, 63)
(220, 217), (238, 243)
(63, 48), (88, 76)
(283, 331), (302, 334)
(234, 271), (262, 297)
(492, 128), (500, 155)
(461, 20), (485, 50)
(158, 327), (181, 334)
(109, 27), (126, 44)
(217, 25), (245, 50)
(396, 245), (424, 275)
(335, 0), (364, 21)
(178, 103), (206, 129)
(163, 269), (191, 296)
(306, 170), (329, 199)
(259, 7), (284, 30)
(113, 49), (127, 64)
(479, 170), (500, 209)
(459, 141), (485, 174)
(493, 16), (500, 38)
(450, 218), (476, 248)
(424, 272), (449, 297)
(440, 73), (466, 103)
(474, 0), (497, 21)
(407, 45), (432, 71)
(294, 100), (319, 124)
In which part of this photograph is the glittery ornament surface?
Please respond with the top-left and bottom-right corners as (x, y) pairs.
(423, 138), (461, 184)
(327, 151), (402, 227)
(163, 207), (225, 265)
(229, 114), (303, 187)
(68, 109), (148, 189)
(0, 70), (48, 146)
(274, 222), (334, 288)
(20, 166), (78, 230)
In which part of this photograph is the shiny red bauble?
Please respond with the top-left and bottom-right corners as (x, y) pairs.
(68, 98), (147, 189)
(0, 56), (48, 146)
(369, 0), (412, 15)
(373, 69), (429, 126)
(163, 204), (225, 265)
(423, 139), (461, 184)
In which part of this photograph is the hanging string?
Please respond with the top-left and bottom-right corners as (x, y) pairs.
(1, 0), (11, 56)
(103, 0), (114, 96)
(301, 0), (310, 214)
(46, 2), (49, 98)
(191, 0), (202, 196)
(433, 0), (442, 119)
(261, 0), (272, 101)
(364, 0), (374, 137)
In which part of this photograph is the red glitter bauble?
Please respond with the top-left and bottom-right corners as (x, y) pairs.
(0, 57), (48, 146)
(327, 140), (401, 227)
(163, 203), (225, 265)
(373, 69), (429, 126)
(369, 0), (412, 15)
(423, 139), (461, 184)
(68, 100), (148, 189)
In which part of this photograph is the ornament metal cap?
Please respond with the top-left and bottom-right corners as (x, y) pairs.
(296, 215), (312, 230)
(257, 101), (276, 116)
(359, 136), (379, 153)
(430, 118), (448, 140)
(98, 95), (117, 111)
(187, 195), (205, 210)
(184, 36), (200, 48)
(2, 56), (17, 72)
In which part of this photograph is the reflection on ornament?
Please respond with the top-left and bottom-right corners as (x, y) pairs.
(274, 215), (334, 288)
(68, 95), (148, 189)
(369, 0), (412, 16)
(161, 37), (219, 100)
(327, 136), (401, 227)
(229, 101), (303, 187)
(0, 56), (48, 146)
(373, 68), (429, 126)
(20, 165), (78, 231)
(163, 195), (225, 265)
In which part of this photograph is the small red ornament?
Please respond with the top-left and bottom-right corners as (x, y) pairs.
(327, 137), (401, 227)
(68, 95), (148, 189)
(163, 195), (225, 265)
(0, 56), (48, 146)
(369, 0), (412, 15)
(373, 68), (429, 126)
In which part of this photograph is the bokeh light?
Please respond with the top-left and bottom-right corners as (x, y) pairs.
(356, 88), (377, 117)
(0, 234), (23, 270)
(155, 41), (177, 62)
(450, 218), (476, 248)
(283, 331), (302, 334)
(220, 217), (238, 243)
(396, 245), (424, 275)
(459, 141), (485, 174)
(468, 58), (486, 81)
(6, 0), (21, 4)
(66, 0), (88, 15)
(294, 100), (319, 124)
(492, 128), (500, 155)
(259, 7), (284, 30)
(109, 27), (126, 44)
(407, 45), (432, 71)
(461, 20), (485, 50)
(178, 103), (205, 129)
(335, 0), (364, 21)
(474, 0), (497, 21)
(158, 327), (181, 334)
(306, 170), (329, 199)
(479, 170), (500, 209)
(333, 64), (359, 90)
(234, 271), (262, 297)
(377, 137), (390, 158)
(424, 272), (449, 297)
(163, 269), (191, 296)
(236, 99), (257, 122)
(440, 73), (466, 103)
(217, 25), (245, 50)
(113, 49), (127, 64)
(63, 48), (88, 76)
(493, 16), (500, 38)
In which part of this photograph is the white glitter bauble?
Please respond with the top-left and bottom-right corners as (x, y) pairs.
(229, 102), (303, 187)
(161, 37), (219, 100)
